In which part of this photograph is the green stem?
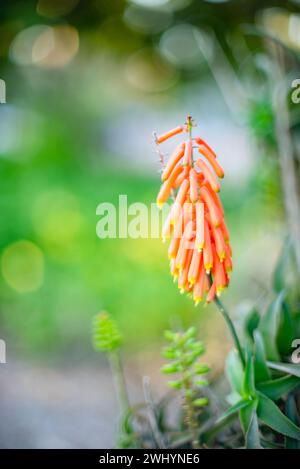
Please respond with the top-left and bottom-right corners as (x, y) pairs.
(213, 295), (245, 367)
(109, 351), (130, 414)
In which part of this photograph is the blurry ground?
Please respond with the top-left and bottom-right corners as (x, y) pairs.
(0, 360), (119, 448)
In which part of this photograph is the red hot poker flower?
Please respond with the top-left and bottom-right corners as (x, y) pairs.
(154, 115), (232, 305)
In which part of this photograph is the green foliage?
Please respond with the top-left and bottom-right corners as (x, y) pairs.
(92, 311), (122, 353)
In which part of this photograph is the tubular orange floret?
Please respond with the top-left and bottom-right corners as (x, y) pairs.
(194, 136), (216, 158)
(161, 143), (185, 181)
(220, 218), (230, 243)
(188, 246), (202, 285)
(162, 210), (173, 242)
(211, 225), (226, 262)
(197, 144), (224, 178)
(183, 139), (192, 167)
(200, 186), (221, 227)
(175, 236), (189, 271)
(178, 250), (192, 289)
(196, 159), (221, 193)
(193, 260), (206, 305)
(212, 245), (226, 294)
(168, 235), (180, 259)
(195, 201), (204, 251)
(156, 163), (183, 207)
(203, 220), (213, 273)
(206, 280), (216, 304)
(189, 168), (199, 203)
(156, 125), (183, 144)
(170, 258), (179, 279)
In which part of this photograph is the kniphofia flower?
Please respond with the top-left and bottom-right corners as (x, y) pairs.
(155, 115), (232, 305)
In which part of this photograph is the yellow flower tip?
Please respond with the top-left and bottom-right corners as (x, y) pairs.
(197, 247), (203, 253)
(173, 275), (178, 282)
(225, 238), (230, 244)
(194, 297), (202, 306)
(187, 292), (193, 298)
(180, 288), (185, 295)
(189, 277), (196, 285)
(157, 202), (164, 209)
(162, 238), (166, 244)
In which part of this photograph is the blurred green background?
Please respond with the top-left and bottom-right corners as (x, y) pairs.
(0, 0), (300, 448)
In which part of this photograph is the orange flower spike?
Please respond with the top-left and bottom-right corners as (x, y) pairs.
(156, 163), (183, 207)
(206, 280), (216, 304)
(200, 186), (221, 227)
(194, 137), (216, 158)
(188, 246), (202, 285)
(197, 145), (224, 179)
(196, 159), (221, 193)
(168, 235), (180, 259)
(161, 143), (185, 182)
(183, 139), (192, 167)
(203, 220), (213, 273)
(189, 168), (199, 203)
(156, 125), (183, 144)
(195, 201), (204, 251)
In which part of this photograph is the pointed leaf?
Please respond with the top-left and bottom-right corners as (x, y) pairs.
(225, 350), (244, 395)
(267, 361), (300, 378)
(277, 301), (293, 357)
(286, 394), (300, 449)
(257, 392), (300, 440)
(257, 375), (300, 400)
(243, 346), (256, 398)
(217, 399), (250, 424)
(253, 330), (270, 383)
(244, 309), (260, 340)
(245, 407), (262, 449)
(259, 291), (285, 361)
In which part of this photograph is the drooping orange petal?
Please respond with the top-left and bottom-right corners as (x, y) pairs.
(162, 209), (173, 242)
(200, 186), (221, 227)
(193, 259), (206, 304)
(203, 220), (213, 273)
(178, 249), (192, 290)
(168, 235), (180, 259)
(212, 244), (226, 294)
(211, 225), (226, 262)
(189, 168), (199, 203)
(197, 159), (221, 192)
(195, 137), (216, 158)
(161, 143), (185, 181)
(183, 139), (192, 167)
(156, 163), (183, 207)
(197, 145), (224, 178)
(206, 280), (216, 303)
(188, 246), (202, 285)
(175, 236), (189, 271)
(195, 201), (204, 251)
(156, 125), (183, 144)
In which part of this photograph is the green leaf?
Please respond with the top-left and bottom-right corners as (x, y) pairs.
(244, 309), (260, 339)
(259, 291), (285, 361)
(267, 361), (300, 378)
(273, 238), (291, 293)
(225, 350), (244, 395)
(257, 375), (300, 400)
(277, 301), (293, 357)
(217, 399), (250, 423)
(257, 392), (300, 440)
(286, 394), (300, 449)
(253, 330), (270, 383)
(240, 400), (255, 434)
(243, 346), (256, 398)
(245, 407), (262, 449)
